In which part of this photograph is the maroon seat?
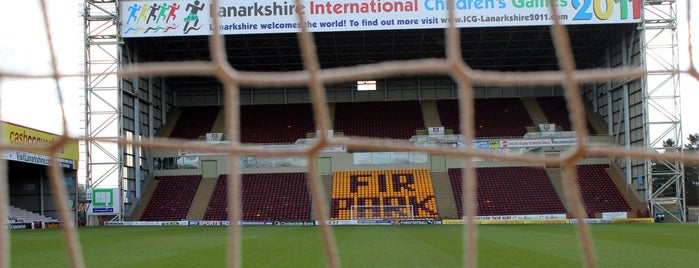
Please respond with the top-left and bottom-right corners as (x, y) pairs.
(334, 101), (425, 139)
(140, 175), (202, 221)
(536, 96), (597, 134)
(169, 106), (220, 139)
(576, 164), (630, 213)
(241, 103), (316, 144)
(203, 173), (312, 221)
(437, 98), (533, 138)
(449, 167), (566, 217)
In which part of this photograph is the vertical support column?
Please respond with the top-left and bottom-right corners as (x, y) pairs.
(643, 0), (685, 222)
(84, 0), (123, 222)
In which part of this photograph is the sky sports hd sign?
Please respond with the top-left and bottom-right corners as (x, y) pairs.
(88, 188), (121, 215)
(121, 0), (642, 37)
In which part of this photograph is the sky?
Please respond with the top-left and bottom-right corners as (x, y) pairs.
(0, 0), (698, 139)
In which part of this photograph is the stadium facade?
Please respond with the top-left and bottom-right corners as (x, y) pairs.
(80, 0), (685, 224)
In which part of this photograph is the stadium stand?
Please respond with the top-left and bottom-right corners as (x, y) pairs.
(7, 205), (59, 223)
(576, 164), (631, 214)
(448, 167), (567, 217)
(331, 169), (439, 220)
(240, 103), (316, 144)
(168, 106), (220, 139)
(333, 101), (425, 139)
(203, 173), (312, 221)
(140, 175), (202, 221)
(436, 98), (533, 138)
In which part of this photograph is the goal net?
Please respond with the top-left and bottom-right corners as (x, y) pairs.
(1, 1), (697, 268)
(350, 205), (414, 220)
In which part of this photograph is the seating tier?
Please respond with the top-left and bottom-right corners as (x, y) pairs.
(169, 106), (220, 139)
(140, 175), (202, 221)
(333, 101), (425, 139)
(576, 164), (631, 213)
(437, 98), (533, 138)
(241, 103), (315, 144)
(448, 167), (567, 217)
(203, 173), (312, 221)
(331, 169), (439, 220)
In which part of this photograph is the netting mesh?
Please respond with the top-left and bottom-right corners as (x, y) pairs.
(1, 0), (698, 268)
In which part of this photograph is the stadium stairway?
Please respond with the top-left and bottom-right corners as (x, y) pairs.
(604, 163), (648, 217)
(585, 108), (609, 135)
(186, 177), (218, 220)
(430, 172), (459, 219)
(328, 102), (335, 129)
(310, 174), (334, 220)
(547, 165), (643, 218)
(521, 97), (550, 127)
(545, 168), (571, 213)
(125, 178), (159, 221)
(209, 106), (225, 133)
(157, 108), (183, 138)
(420, 100), (442, 129)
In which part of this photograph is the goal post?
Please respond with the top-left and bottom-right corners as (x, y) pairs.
(350, 205), (414, 220)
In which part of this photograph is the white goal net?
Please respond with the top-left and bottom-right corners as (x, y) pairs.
(1, 1), (698, 268)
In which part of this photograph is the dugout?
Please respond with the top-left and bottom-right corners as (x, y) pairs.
(83, 1), (684, 221)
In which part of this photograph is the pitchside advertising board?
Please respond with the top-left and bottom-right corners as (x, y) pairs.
(121, 0), (642, 37)
(87, 188), (121, 215)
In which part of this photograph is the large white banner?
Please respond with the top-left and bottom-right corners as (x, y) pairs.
(122, 0), (642, 37)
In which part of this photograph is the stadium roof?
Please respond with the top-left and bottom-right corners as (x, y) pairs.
(126, 24), (635, 92)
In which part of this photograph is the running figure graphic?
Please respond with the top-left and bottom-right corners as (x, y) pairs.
(183, 1), (205, 34)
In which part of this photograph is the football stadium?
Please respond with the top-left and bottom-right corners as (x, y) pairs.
(2, 0), (699, 267)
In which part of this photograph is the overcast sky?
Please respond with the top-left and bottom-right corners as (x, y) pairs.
(1, 0), (697, 139)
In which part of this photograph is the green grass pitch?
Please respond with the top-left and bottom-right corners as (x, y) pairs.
(9, 224), (698, 267)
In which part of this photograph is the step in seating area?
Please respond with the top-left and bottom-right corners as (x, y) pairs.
(140, 175), (202, 221)
(437, 98), (533, 138)
(7, 205), (58, 223)
(241, 103), (315, 144)
(576, 164), (630, 213)
(333, 101), (425, 139)
(449, 167), (567, 217)
(169, 106), (220, 139)
(203, 173), (312, 221)
(331, 169), (439, 220)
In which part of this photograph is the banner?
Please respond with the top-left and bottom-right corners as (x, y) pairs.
(395, 219), (442, 225)
(240, 221), (274, 225)
(470, 214), (566, 220)
(569, 218), (612, 224)
(440, 218), (569, 224)
(189, 220), (232, 226)
(611, 218), (654, 224)
(105, 221), (189, 226)
(87, 188), (121, 215)
(319, 220), (358, 225)
(2, 121), (79, 169)
(7, 222), (34, 230)
(3, 151), (77, 169)
(602, 212), (627, 219)
(272, 221), (316, 226)
(121, 0), (642, 38)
